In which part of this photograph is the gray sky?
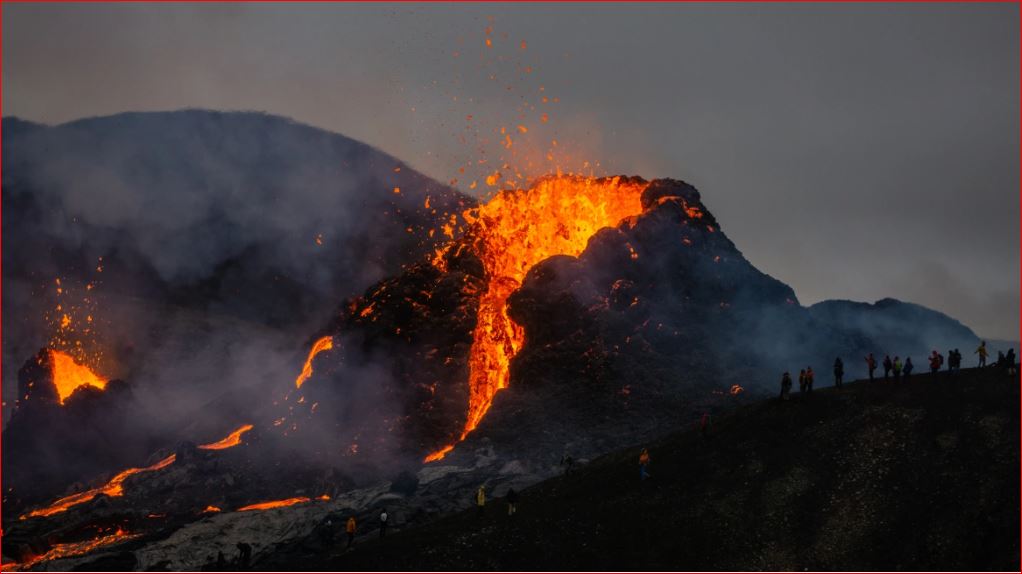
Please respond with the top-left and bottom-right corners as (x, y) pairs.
(4, 2), (1018, 339)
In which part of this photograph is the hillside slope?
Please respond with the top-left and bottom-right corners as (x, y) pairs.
(278, 367), (1019, 571)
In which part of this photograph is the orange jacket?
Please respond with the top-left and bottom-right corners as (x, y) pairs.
(346, 517), (356, 533)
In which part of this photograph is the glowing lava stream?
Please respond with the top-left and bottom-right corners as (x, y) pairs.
(295, 336), (334, 389)
(236, 494), (328, 512)
(20, 424), (255, 519)
(425, 176), (649, 462)
(2, 529), (141, 571)
(49, 349), (108, 404)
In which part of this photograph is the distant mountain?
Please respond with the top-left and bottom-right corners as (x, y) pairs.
(808, 298), (980, 361)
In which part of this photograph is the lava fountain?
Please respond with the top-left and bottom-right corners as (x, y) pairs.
(48, 349), (108, 404)
(425, 175), (649, 461)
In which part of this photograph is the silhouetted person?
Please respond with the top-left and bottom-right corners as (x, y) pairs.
(235, 542), (252, 569)
(379, 509), (389, 538)
(883, 355), (893, 381)
(560, 454), (575, 476)
(799, 369), (807, 394)
(976, 341), (989, 367)
(952, 349), (962, 373)
(947, 349), (955, 372)
(346, 516), (356, 549)
(699, 412), (711, 439)
(639, 448), (651, 480)
(903, 357), (914, 380)
(1007, 349), (1017, 376)
(893, 356), (902, 382)
(865, 353), (877, 382)
(806, 367), (815, 394)
(929, 351), (941, 375)
(506, 487), (519, 516)
(833, 357), (844, 388)
(780, 371), (792, 401)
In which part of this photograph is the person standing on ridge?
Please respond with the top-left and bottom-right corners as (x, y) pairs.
(833, 357), (844, 388)
(904, 357), (914, 380)
(893, 356), (903, 382)
(929, 351), (941, 375)
(806, 366), (815, 394)
(345, 516), (356, 549)
(379, 508), (389, 538)
(799, 369), (807, 395)
(865, 353), (877, 382)
(883, 355), (893, 381)
(476, 485), (487, 516)
(639, 448), (651, 480)
(506, 487), (519, 516)
(780, 371), (792, 401)
(976, 341), (989, 367)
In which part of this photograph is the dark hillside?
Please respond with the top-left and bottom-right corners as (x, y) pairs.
(276, 367), (1019, 571)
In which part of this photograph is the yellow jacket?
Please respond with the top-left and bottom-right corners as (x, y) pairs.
(476, 488), (486, 506)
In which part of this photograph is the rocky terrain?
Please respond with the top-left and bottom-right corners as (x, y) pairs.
(280, 366), (1021, 572)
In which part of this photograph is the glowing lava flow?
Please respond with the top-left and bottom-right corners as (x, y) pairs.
(197, 424), (254, 450)
(21, 424), (254, 519)
(49, 349), (108, 404)
(237, 497), (310, 511)
(2, 529), (141, 571)
(295, 336), (334, 389)
(425, 176), (648, 462)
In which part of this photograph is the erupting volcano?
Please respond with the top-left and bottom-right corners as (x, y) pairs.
(425, 175), (649, 461)
(47, 349), (107, 404)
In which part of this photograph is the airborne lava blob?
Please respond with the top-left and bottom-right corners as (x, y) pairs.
(426, 176), (649, 461)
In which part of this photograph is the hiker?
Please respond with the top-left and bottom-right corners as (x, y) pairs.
(561, 454), (575, 476)
(805, 367), (815, 394)
(506, 487), (519, 516)
(798, 369), (807, 394)
(833, 357), (844, 388)
(883, 355), (893, 381)
(997, 351), (1006, 369)
(1007, 349), (1017, 376)
(476, 485), (487, 516)
(865, 353), (877, 382)
(780, 371), (792, 401)
(379, 508), (389, 538)
(235, 542), (252, 569)
(345, 516), (356, 549)
(903, 357), (914, 380)
(699, 412), (711, 439)
(952, 349), (962, 373)
(639, 448), (651, 480)
(947, 349), (955, 372)
(929, 351), (941, 375)
(976, 341), (989, 367)
(893, 356), (903, 382)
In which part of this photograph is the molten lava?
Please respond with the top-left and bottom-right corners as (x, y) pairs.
(48, 349), (108, 404)
(21, 424), (254, 519)
(4, 529), (141, 571)
(198, 424), (254, 450)
(295, 336), (334, 389)
(237, 496), (311, 511)
(426, 176), (648, 461)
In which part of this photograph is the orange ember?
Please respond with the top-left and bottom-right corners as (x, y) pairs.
(4, 529), (140, 571)
(49, 349), (107, 404)
(202, 505), (222, 513)
(729, 384), (744, 396)
(198, 424), (254, 450)
(426, 176), (648, 461)
(295, 336), (334, 389)
(237, 496), (311, 511)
